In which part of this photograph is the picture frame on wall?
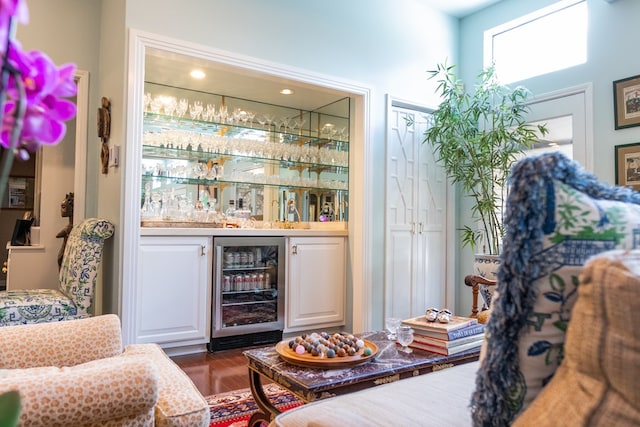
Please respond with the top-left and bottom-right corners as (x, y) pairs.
(613, 74), (640, 130)
(615, 142), (640, 190)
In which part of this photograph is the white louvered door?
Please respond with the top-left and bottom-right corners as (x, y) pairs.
(385, 100), (448, 320)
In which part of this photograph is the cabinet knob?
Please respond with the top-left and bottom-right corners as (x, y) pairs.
(292, 245), (297, 255)
(2, 261), (7, 274)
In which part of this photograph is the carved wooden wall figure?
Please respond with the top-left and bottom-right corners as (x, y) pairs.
(56, 192), (74, 270)
(98, 97), (111, 174)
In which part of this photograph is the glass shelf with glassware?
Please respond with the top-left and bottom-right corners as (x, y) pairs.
(141, 82), (350, 227)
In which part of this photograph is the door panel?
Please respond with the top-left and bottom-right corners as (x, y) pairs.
(385, 100), (448, 321)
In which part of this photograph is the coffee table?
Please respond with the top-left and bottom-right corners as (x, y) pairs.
(243, 331), (480, 426)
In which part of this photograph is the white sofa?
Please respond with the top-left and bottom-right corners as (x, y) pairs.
(272, 361), (479, 426)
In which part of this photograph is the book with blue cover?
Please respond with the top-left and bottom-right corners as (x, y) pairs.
(402, 315), (484, 340)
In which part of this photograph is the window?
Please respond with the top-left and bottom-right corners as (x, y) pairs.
(484, 0), (587, 84)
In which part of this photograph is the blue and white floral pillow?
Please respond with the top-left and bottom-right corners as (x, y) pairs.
(471, 152), (640, 427)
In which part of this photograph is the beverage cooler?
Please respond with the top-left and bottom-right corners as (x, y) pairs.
(208, 237), (285, 351)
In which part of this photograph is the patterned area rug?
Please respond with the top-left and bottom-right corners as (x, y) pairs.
(208, 383), (303, 427)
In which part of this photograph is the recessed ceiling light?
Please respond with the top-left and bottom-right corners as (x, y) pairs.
(190, 69), (206, 79)
(280, 89), (294, 95)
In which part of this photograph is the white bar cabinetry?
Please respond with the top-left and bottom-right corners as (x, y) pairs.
(136, 235), (212, 349)
(285, 236), (346, 332)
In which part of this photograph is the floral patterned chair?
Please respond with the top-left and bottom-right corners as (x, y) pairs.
(0, 218), (114, 326)
(0, 314), (210, 426)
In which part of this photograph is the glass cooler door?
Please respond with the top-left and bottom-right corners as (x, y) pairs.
(212, 237), (284, 338)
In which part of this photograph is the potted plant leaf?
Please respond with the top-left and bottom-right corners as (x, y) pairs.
(0, 391), (20, 427)
(416, 62), (547, 287)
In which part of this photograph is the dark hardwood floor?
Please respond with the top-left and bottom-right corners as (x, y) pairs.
(172, 346), (267, 397)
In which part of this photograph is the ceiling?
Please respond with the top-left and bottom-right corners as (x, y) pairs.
(422, 0), (504, 17)
(144, 48), (349, 115)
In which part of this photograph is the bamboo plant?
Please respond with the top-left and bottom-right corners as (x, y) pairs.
(419, 62), (547, 255)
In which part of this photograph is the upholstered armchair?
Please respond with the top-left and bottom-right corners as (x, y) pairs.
(0, 218), (114, 326)
(0, 314), (210, 427)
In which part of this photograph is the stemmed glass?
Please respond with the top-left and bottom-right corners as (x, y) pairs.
(338, 126), (349, 142)
(292, 117), (306, 134)
(189, 101), (203, 120)
(396, 325), (414, 353)
(280, 116), (291, 134)
(218, 105), (228, 123)
(204, 104), (216, 122)
(176, 98), (188, 118)
(239, 110), (249, 127)
(163, 96), (177, 117)
(143, 92), (152, 115)
(385, 317), (401, 340)
(246, 111), (255, 128)
(257, 115), (267, 129)
(264, 114), (275, 131)
(321, 124), (337, 141)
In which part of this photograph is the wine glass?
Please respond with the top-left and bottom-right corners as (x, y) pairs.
(385, 317), (401, 340)
(396, 325), (414, 353)
(280, 116), (291, 134)
(246, 111), (255, 127)
(292, 117), (306, 135)
(176, 98), (188, 118)
(321, 123), (337, 141)
(189, 101), (203, 120)
(143, 92), (152, 115)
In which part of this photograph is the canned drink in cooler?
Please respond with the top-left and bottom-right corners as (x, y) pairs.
(264, 272), (271, 289)
(244, 274), (252, 290)
(240, 252), (249, 268)
(251, 273), (258, 290)
(257, 273), (265, 289)
(224, 252), (233, 268)
(232, 252), (240, 268)
(234, 274), (243, 291)
(223, 275), (231, 292)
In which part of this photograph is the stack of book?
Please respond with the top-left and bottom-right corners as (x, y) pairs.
(401, 315), (485, 356)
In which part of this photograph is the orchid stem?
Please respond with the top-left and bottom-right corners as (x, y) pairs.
(0, 17), (23, 206)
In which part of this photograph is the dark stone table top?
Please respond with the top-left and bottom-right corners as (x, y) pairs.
(244, 331), (480, 402)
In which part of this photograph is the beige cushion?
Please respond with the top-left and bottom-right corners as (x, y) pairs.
(272, 361), (479, 427)
(123, 344), (210, 427)
(0, 313), (122, 369)
(514, 250), (640, 426)
(0, 356), (157, 427)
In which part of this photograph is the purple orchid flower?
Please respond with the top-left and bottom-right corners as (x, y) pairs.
(0, 0), (28, 53)
(0, 0), (76, 206)
(1, 41), (77, 150)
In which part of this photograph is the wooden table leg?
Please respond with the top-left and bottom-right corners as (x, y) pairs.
(248, 368), (281, 427)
